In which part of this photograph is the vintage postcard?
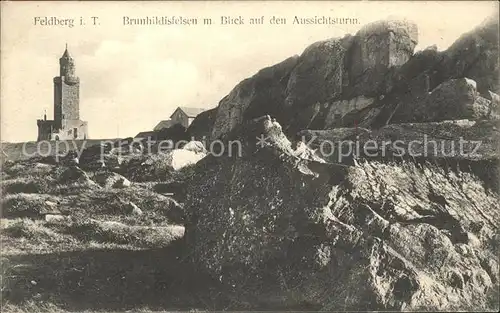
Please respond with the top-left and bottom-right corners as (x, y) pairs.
(1, 0), (499, 312)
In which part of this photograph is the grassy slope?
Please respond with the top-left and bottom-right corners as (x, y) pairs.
(1, 140), (117, 164)
(0, 160), (230, 312)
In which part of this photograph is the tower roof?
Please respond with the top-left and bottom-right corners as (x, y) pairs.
(61, 44), (72, 59)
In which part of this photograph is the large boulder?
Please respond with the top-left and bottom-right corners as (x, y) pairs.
(165, 148), (206, 171)
(341, 15), (500, 129)
(92, 171), (131, 188)
(443, 15), (499, 95)
(182, 141), (207, 154)
(187, 108), (218, 141)
(211, 56), (299, 140)
(58, 166), (97, 187)
(285, 35), (353, 111)
(345, 19), (419, 97)
(391, 78), (493, 123)
(184, 116), (500, 311)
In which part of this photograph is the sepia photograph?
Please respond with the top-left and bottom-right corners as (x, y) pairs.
(1, 0), (499, 312)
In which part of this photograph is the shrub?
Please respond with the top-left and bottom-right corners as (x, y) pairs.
(0, 193), (59, 218)
(63, 219), (184, 247)
(3, 219), (60, 241)
(1, 178), (42, 194)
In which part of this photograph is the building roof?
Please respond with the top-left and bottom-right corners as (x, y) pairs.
(153, 120), (174, 131)
(134, 131), (156, 138)
(171, 106), (206, 118)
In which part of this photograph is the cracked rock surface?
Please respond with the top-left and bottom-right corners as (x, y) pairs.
(185, 116), (500, 311)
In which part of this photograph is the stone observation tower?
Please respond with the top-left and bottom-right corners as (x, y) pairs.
(37, 45), (88, 141)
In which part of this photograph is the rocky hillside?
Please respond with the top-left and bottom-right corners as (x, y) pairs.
(182, 16), (500, 311)
(2, 16), (498, 312)
(185, 116), (499, 311)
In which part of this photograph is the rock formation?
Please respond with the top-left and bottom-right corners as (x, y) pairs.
(186, 108), (217, 140)
(184, 117), (500, 311)
(183, 16), (500, 311)
(193, 16), (498, 140)
(211, 56), (299, 140)
(345, 19), (419, 97)
(392, 78), (493, 123)
(3, 15), (498, 312)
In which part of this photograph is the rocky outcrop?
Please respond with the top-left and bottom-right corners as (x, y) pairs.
(208, 16), (497, 139)
(184, 117), (500, 310)
(443, 15), (499, 95)
(299, 120), (500, 161)
(187, 108), (217, 141)
(391, 78), (495, 123)
(210, 19), (420, 139)
(347, 16), (500, 129)
(211, 56), (299, 140)
(344, 19), (418, 97)
(324, 96), (375, 128)
(284, 35), (353, 111)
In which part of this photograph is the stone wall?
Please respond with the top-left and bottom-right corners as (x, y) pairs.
(37, 120), (55, 141)
(53, 76), (80, 129)
(51, 120), (88, 140)
(61, 77), (80, 121)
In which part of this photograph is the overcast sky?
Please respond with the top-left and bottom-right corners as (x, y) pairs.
(1, 1), (497, 142)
